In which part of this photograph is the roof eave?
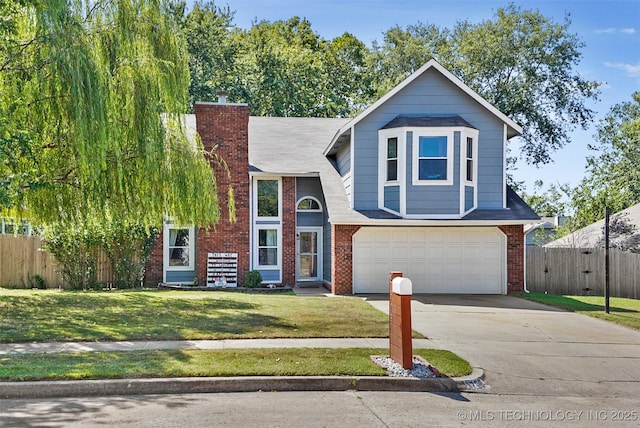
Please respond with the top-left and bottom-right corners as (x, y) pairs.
(328, 218), (540, 227)
(323, 58), (523, 153)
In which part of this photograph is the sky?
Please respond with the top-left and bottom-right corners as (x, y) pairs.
(186, 0), (640, 193)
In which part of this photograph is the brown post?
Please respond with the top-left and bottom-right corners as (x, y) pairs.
(389, 272), (413, 370)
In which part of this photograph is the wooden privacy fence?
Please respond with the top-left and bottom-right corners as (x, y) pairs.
(0, 235), (114, 289)
(527, 247), (640, 299)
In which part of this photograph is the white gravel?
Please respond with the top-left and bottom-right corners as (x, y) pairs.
(371, 356), (436, 378)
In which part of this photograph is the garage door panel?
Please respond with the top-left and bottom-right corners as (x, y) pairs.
(353, 227), (505, 294)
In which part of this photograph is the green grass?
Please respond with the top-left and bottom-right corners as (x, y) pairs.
(0, 289), (472, 381)
(0, 289), (393, 343)
(518, 293), (640, 330)
(0, 348), (471, 381)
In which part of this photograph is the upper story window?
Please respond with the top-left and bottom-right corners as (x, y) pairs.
(386, 137), (398, 182)
(297, 197), (322, 212)
(257, 179), (280, 218)
(412, 130), (454, 186)
(465, 136), (474, 182)
(418, 136), (447, 180)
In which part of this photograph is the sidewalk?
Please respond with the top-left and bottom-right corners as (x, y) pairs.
(0, 286), (486, 398)
(0, 336), (485, 399)
(0, 337), (437, 355)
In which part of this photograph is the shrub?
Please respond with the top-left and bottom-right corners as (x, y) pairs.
(245, 270), (262, 288)
(43, 224), (101, 291)
(101, 222), (158, 289)
(27, 273), (47, 289)
(43, 220), (158, 290)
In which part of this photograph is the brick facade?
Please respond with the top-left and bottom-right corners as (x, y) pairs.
(195, 102), (250, 286)
(499, 224), (525, 294)
(331, 224), (361, 295)
(281, 177), (297, 286)
(145, 102), (250, 286)
(142, 101), (528, 294)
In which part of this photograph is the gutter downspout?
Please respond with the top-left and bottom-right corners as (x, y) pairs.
(523, 229), (530, 293)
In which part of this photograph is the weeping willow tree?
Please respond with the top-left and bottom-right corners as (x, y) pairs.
(0, 0), (226, 229)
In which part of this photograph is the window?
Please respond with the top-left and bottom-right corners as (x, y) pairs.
(297, 197), (322, 211)
(1, 218), (30, 235)
(466, 136), (474, 182)
(386, 137), (398, 182)
(257, 179), (279, 217)
(418, 136), (448, 181)
(165, 225), (194, 270)
(412, 130), (454, 186)
(258, 228), (278, 267)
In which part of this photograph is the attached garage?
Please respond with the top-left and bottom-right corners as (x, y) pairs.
(352, 227), (506, 294)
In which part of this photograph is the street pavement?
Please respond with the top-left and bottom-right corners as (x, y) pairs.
(366, 294), (640, 397)
(2, 390), (640, 427)
(1, 292), (640, 426)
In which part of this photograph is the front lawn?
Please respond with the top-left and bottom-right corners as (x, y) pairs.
(0, 289), (392, 342)
(519, 293), (640, 331)
(0, 348), (471, 381)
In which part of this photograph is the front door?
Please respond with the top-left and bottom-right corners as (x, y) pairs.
(297, 227), (322, 281)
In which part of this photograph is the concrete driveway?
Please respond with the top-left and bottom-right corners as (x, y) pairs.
(365, 294), (640, 397)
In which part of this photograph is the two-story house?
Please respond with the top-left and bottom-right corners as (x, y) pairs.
(145, 59), (539, 294)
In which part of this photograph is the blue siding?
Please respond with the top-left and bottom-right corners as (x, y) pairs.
(296, 177), (325, 227)
(405, 131), (460, 214)
(166, 270), (197, 283)
(475, 126), (504, 209)
(298, 212), (323, 227)
(384, 186), (400, 212)
(297, 177), (324, 201)
(465, 186), (474, 211)
(259, 270), (280, 282)
(336, 143), (352, 203)
(352, 68), (505, 213)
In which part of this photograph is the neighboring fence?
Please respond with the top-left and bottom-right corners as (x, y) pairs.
(527, 247), (640, 299)
(0, 235), (114, 288)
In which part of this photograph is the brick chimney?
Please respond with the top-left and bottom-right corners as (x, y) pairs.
(194, 100), (250, 286)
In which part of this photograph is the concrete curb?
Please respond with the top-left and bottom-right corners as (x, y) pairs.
(0, 369), (485, 399)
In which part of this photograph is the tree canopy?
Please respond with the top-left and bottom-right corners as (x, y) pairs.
(231, 17), (372, 117)
(180, 3), (599, 165)
(369, 4), (601, 166)
(1, 1), (606, 232)
(522, 180), (572, 218)
(0, 0), (223, 228)
(570, 92), (640, 229)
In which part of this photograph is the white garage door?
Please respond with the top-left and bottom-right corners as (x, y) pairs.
(353, 227), (505, 294)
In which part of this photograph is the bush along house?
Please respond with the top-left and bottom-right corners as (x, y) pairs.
(145, 59), (539, 294)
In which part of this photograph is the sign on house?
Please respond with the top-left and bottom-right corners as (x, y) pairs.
(207, 252), (238, 287)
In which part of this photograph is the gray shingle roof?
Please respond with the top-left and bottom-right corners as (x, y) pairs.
(248, 117), (349, 175)
(382, 115), (476, 129)
(353, 187), (539, 223)
(462, 187), (540, 221)
(186, 114), (537, 225)
(248, 117), (353, 222)
(546, 203), (640, 248)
